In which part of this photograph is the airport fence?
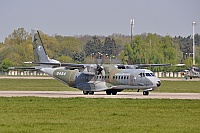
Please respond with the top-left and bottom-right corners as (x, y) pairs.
(0, 70), (48, 76)
(0, 70), (184, 78)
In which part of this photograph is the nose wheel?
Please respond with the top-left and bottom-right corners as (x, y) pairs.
(143, 91), (149, 95)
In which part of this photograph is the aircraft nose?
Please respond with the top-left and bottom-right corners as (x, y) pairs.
(156, 81), (161, 87)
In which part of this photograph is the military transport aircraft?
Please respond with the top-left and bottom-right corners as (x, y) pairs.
(182, 66), (200, 79)
(11, 30), (166, 95)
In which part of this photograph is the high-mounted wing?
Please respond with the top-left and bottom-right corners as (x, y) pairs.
(117, 64), (171, 69)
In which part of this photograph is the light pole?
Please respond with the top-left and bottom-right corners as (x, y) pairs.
(130, 18), (134, 41)
(192, 22), (196, 65)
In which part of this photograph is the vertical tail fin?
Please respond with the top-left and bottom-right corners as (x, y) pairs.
(31, 29), (50, 63)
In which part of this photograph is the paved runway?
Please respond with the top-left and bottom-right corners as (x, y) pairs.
(1, 76), (200, 81)
(0, 91), (199, 99)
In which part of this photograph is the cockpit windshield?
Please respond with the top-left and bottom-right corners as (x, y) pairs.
(145, 73), (155, 77)
(139, 72), (155, 77)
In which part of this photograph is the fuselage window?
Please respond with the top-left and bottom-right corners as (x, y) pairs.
(116, 76), (118, 79)
(113, 76), (115, 79)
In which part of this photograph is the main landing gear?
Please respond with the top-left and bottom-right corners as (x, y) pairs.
(106, 90), (117, 95)
(105, 89), (123, 95)
(83, 91), (94, 95)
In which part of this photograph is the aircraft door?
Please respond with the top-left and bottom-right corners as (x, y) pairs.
(137, 72), (147, 86)
(130, 74), (136, 86)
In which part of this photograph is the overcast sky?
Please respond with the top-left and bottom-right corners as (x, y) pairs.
(0, 0), (199, 42)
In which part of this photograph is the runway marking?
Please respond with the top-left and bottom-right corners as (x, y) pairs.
(0, 91), (199, 99)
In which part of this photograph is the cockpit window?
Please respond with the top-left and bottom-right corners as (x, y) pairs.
(145, 73), (151, 76)
(145, 73), (155, 77)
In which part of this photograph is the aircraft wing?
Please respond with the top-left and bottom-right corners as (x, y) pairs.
(136, 64), (171, 68)
(122, 64), (171, 69)
(134, 64), (185, 68)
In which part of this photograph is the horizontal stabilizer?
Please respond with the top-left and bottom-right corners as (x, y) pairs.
(8, 66), (43, 70)
(31, 62), (85, 69)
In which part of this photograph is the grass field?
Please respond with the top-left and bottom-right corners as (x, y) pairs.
(0, 79), (76, 91)
(0, 97), (199, 133)
(0, 78), (200, 93)
(157, 80), (200, 93)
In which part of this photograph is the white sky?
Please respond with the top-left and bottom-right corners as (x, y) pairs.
(0, 0), (199, 42)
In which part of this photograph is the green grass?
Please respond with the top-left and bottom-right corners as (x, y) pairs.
(0, 97), (199, 133)
(158, 81), (200, 93)
(0, 79), (77, 91)
(0, 79), (200, 93)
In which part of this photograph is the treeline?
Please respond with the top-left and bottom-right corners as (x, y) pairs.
(0, 27), (200, 72)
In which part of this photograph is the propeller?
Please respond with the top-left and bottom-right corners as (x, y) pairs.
(95, 56), (105, 76)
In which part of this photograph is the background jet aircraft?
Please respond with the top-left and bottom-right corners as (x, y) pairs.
(12, 30), (163, 95)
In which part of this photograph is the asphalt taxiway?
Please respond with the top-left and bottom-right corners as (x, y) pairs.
(0, 76), (199, 99)
(0, 91), (199, 99)
(1, 76), (200, 81)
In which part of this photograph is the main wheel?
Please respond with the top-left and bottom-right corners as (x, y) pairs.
(111, 91), (117, 95)
(111, 90), (117, 95)
(83, 91), (89, 95)
(143, 91), (149, 95)
(89, 91), (94, 95)
(106, 90), (111, 95)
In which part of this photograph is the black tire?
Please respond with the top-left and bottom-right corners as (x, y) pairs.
(89, 91), (94, 95)
(112, 91), (117, 95)
(83, 91), (89, 95)
(143, 91), (149, 95)
(106, 90), (111, 95)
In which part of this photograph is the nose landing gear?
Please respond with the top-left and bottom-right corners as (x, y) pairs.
(143, 91), (149, 95)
